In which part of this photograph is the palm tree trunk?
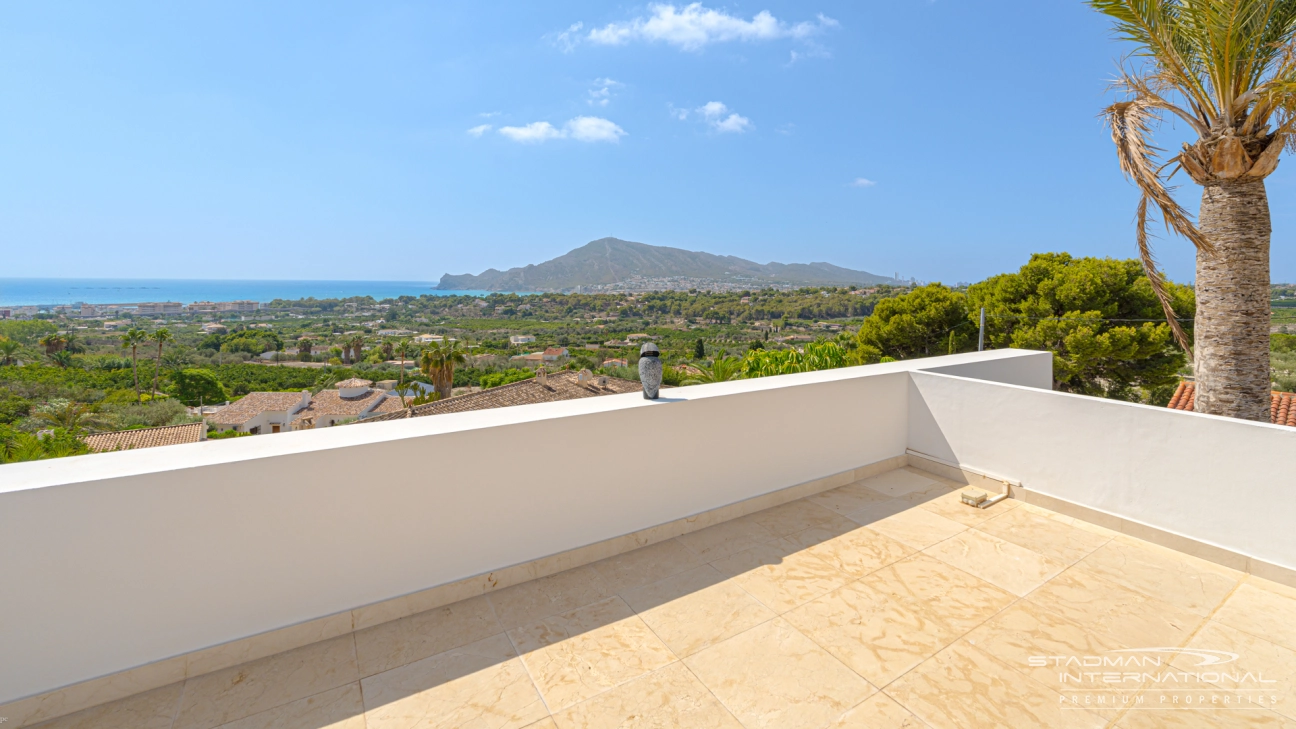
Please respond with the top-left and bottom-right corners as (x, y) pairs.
(132, 347), (140, 403)
(1194, 178), (1272, 421)
(153, 344), (162, 399)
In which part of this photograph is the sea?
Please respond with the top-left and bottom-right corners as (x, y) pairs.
(0, 279), (500, 307)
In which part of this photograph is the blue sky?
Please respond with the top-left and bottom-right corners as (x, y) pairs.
(3, 1), (1293, 284)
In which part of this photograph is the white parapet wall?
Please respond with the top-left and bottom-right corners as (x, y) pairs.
(0, 350), (1050, 706)
(908, 369), (1296, 574)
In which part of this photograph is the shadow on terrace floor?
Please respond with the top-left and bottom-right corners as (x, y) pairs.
(31, 467), (1296, 728)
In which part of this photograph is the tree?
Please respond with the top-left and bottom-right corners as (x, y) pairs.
(0, 337), (27, 365)
(0, 425), (89, 463)
(298, 337), (313, 363)
(683, 356), (743, 384)
(418, 340), (467, 400)
(693, 338), (706, 359)
(392, 381), (420, 407)
(47, 351), (75, 369)
(38, 333), (66, 356)
(120, 329), (148, 403)
(148, 328), (174, 400)
(33, 402), (111, 434)
(1091, 0), (1296, 420)
(855, 284), (971, 362)
(968, 253), (1193, 401)
(172, 368), (230, 406)
(395, 339), (416, 388)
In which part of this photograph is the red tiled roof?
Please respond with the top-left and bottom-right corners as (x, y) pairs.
(82, 422), (206, 452)
(363, 370), (646, 422)
(1167, 382), (1296, 427)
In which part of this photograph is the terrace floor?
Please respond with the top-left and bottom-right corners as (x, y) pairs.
(33, 466), (1296, 729)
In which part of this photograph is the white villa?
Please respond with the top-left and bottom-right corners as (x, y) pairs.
(206, 379), (403, 434)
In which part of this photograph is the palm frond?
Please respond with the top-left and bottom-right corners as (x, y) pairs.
(1104, 97), (1214, 252)
(1135, 196), (1195, 354)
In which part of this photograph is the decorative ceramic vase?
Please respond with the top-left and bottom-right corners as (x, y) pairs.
(638, 343), (662, 400)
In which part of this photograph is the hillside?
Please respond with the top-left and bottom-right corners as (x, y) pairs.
(436, 238), (899, 291)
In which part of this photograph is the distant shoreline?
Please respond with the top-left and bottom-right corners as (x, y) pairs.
(0, 278), (508, 307)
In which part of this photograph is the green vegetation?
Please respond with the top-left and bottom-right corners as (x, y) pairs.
(480, 369), (535, 389)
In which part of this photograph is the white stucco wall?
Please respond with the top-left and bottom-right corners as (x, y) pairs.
(908, 369), (1296, 572)
(2, 352), (1057, 704)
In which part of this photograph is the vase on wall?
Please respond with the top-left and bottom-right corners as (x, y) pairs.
(638, 343), (662, 400)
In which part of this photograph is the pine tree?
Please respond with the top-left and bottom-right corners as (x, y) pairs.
(693, 338), (705, 359)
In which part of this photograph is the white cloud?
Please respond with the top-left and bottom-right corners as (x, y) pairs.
(587, 78), (623, 107)
(667, 103), (689, 120)
(580, 4), (838, 52)
(497, 117), (626, 144)
(696, 101), (751, 133)
(479, 111), (501, 118)
(554, 22), (584, 53)
(467, 124), (492, 137)
(850, 178), (877, 187)
(565, 116), (626, 142)
(498, 122), (565, 143)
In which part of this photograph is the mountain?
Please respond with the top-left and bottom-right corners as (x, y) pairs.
(435, 238), (900, 292)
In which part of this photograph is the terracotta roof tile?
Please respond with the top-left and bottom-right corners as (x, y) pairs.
(208, 392), (305, 426)
(335, 378), (373, 388)
(364, 370), (646, 423)
(82, 422), (206, 452)
(1166, 381), (1296, 427)
(292, 388), (388, 421)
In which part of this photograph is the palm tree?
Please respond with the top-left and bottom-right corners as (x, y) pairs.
(120, 328), (148, 403)
(682, 356), (743, 384)
(418, 340), (467, 400)
(148, 328), (174, 399)
(348, 335), (366, 365)
(47, 351), (75, 369)
(0, 337), (27, 366)
(395, 339), (416, 388)
(1092, 0), (1296, 420)
(38, 333), (66, 356)
(34, 402), (112, 434)
(392, 381), (419, 407)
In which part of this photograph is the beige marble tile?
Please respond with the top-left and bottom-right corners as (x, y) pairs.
(550, 662), (742, 728)
(743, 499), (857, 539)
(589, 538), (702, 593)
(675, 516), (777, 562)
(897, 479), (957, 507)
(186, 612), (355, 679)
(861, 507), (968, 550)
(684, 618), (875, 729)
(354, 594), (502, 677)
(785, 580), (959, 686)
(620, 564), (775, 657)
(887, 641), (1106, 729)
(790, 524), (915, 578)
(840, 498), (913, 527)
(175, 634), (360, 729)
(361, 632), (546, 729)
(857, 468), (941, 498)
(522, 719), (559, 729)
(861, 553), (1015, 635)
(488, 566), (614, 630)
(916, 488), (1018, 526)
(963, 602), (1130, 690)
(214, 683), (366, 729)
(3, 655), (187, 729)
(1078, 538), (1241, 617)
(710, 539), (854, 613)
(1214, 580), (1296, 653)
(509, 596), (676, 711)
(807, 480), (898, 515)
(1171, 620), (1296, 720)
(925, 528), (1066, 597)
(827, 692), (926, 728)
(1024, 566), (1203, 649)
(976, 506), (1112, 565)
(1114, 706), (1294, 728)
(27, 683), (182, 729)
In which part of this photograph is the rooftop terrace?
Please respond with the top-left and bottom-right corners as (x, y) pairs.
(4, 350), (1295, 727)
